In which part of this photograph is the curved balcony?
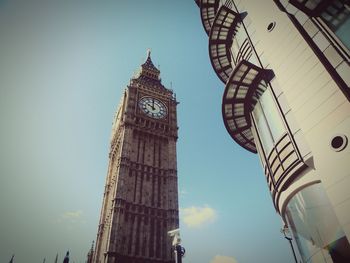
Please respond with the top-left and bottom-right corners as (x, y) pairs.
(200, 0), (220, 35)
(209, 5), (244, 84)
(222, 60), (274, 153)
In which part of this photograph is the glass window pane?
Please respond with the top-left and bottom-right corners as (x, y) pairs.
(286, 183), (350, 263)
(260, 88), (285, 142)
(334, 17), (350, 49)
(305, 0), (321, 10)
(321, 2), (350, 49)
(224, 104), (232, 118)
(252, 102), (274, 154)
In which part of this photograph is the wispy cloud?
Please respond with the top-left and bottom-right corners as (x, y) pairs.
(181, 205), (216, 228)
(62, 210), (83, 219)
(179, 188), (187, 196)
(211, 255), (238, 263)
(55, 210), (85, 224)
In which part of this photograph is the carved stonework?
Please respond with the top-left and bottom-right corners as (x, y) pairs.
(93, 52), (179, 263)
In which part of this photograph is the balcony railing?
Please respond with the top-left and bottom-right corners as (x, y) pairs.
(222, 60), (274, 153)
(209, 5), (245, 84)
(200, 0), (220, 35)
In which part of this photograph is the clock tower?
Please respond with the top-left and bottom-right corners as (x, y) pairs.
(93, 51), (179, 263)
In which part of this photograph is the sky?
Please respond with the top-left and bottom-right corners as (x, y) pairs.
(0, 1), (295, 263)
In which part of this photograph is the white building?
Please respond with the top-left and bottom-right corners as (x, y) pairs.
(195, 0), (350, 262)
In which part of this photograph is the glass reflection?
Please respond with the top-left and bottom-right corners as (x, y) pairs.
(286, 183), (350, 263)
(259, 88), (285, 142)
(252, 99), (274, 153)
(251, 84), (285, 155)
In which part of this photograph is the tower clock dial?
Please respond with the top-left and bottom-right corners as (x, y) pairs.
(138, 97), (167, 119)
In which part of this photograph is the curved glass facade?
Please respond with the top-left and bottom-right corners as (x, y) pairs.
(196, 1), (350, 262)
(251, 85), (286, 155)
(286, 183), (350, 263)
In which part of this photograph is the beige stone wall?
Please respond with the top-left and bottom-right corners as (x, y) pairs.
(235, 0), (350, 241)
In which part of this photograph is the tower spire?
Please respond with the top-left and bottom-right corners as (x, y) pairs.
(139, 49), (160, 80)
(93, 52), (179, 263)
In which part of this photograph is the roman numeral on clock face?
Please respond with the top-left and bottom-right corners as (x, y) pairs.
(138, 97), (168, 119)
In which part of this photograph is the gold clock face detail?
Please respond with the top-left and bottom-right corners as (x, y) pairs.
(138, 97), (167, 119)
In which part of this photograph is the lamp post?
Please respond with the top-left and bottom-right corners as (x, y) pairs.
(175, 244), (186, 263)
(168, 228), (185, 263)
(281, 225), (298, 263)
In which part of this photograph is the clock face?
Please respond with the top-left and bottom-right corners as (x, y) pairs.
(138, 97), (167, 119)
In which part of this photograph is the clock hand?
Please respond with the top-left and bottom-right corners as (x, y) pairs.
(146, 103), (155, 111)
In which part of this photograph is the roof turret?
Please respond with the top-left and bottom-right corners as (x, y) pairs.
(139, 49), (160, 80)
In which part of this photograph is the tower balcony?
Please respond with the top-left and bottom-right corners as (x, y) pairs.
(222, 59), (274, 153)
(199, 0), (220, 35)
(209, 5), (246, 84)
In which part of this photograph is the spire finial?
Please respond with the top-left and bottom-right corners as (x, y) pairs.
(147, 48), (151, 58)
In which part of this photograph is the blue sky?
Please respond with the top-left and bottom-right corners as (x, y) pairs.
(0, 1), (294, 262)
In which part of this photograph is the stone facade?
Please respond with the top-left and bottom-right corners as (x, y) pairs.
(93, 52), (179, 263)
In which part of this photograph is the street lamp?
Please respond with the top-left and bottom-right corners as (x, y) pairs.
(168, 228), (185, 263)
(281, 225), (298, 263)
